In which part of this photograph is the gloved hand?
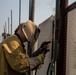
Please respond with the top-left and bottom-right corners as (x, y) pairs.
(31, 41), (51, 57)
(40, 41), (51, 54)
(37, 54), (45, 64)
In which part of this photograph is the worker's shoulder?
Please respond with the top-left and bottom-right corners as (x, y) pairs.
(7, 35), (17, 39)
(2, 35), (19, 43)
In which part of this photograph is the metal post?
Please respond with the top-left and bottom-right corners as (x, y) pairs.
(28, 1), (35, 75)
(29, 0), (32, 20)
(8, 17), (9, 34)
(32, 0), (35, 21)
(11, 10), (12, 35)
(54, 0), (60, 62)
(5, 22), (7, 33)
(57, 0), (68, 75)
(29, 0), (35, 21)
(52, 0), (60, 75)
(28, 0), (35, 57)
(19, 0), (21, 24)
(28, 0), (32, 57)
(4, 22), (7, 39)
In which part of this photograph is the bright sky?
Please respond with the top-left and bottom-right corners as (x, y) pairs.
(0, 0), (76, 35)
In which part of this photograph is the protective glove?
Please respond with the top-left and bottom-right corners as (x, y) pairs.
(40, 41), (51, 54)
(37, 54), (45, 64)
(37, 64), (43, 69)
(40, 41), (51, 48)
(31, 41), (51, 57)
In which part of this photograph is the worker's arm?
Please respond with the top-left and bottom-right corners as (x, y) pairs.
(2, 42), (44, 73)
(31, 48), (42, 57)
(31, 41), (51, 69)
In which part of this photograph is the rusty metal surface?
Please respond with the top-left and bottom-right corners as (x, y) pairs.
(66, 2), (76, 13)
(57, 0), (68, 75)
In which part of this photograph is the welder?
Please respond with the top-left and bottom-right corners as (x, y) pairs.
(0, 20), (50, 75)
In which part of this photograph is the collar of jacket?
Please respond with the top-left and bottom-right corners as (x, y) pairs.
(14, 33), (25, 48)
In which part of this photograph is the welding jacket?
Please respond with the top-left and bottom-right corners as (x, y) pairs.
(0, 35), (44, 75)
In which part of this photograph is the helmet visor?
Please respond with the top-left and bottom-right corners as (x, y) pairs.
(34, 27), (40, 41)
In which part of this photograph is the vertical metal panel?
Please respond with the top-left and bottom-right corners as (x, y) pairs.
(66, 8), (76, 75)
(36, 16), (53, 75)
(65, 2), (76, 75)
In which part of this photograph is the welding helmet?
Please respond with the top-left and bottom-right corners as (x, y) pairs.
(22, 20), (40, 46)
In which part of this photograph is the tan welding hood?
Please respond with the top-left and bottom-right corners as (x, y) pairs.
(22, 20), (40, 46)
